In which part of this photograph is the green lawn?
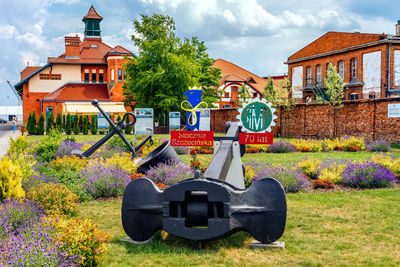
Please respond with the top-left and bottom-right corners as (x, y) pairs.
(79, 189), (400, 266)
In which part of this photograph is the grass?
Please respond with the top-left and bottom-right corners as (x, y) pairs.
(79, 189), (400, 266)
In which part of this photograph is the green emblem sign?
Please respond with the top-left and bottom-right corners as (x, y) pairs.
(237, 99), (277, 133)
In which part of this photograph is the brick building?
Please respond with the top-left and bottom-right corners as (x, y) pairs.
(14, 6), (133, 122)
(212, 58), (285, 108)
(286, 23), (400, 103)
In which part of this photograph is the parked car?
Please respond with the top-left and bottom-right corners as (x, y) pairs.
(0, 118), (7, 124)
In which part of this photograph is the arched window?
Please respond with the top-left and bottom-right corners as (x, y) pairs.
(306, 66), (312, 87)
(316, 65), (322, 86)
(338, 60), (344, 80)
(350, 58), (357, 81)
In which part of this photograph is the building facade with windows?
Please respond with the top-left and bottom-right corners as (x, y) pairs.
(14, 6), (134, 122)
(286, 24), (400, 103)
(212, 58), (285, 108)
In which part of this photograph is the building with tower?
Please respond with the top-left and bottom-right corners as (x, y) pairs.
(14, 5), (134, 122)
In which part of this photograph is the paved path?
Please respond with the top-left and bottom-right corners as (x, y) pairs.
(0, 123), (21, 158)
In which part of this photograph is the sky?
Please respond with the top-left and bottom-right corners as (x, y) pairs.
(1, 0), (400, 94)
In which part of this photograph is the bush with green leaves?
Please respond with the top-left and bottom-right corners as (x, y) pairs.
(65, 113), (72, 135)
(91, 115), (97, 135)
(27, 111), (37, 135)
(82, 115), (89, 135)
(0, 158), (25, 200)
(37, 114), (45, 135)
(56, 113), (63, 133)
(46, 112), (54, 134)
(73, 113), (80, 135)
(78, 115), (83, 133)
(34, 131), (62, 162)
(7, 136), (30, 156)
(125, 115), (132, 134)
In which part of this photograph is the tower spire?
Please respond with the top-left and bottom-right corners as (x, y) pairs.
(82, 5), (103, 39)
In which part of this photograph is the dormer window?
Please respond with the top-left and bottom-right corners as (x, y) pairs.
(248, 78), (256, 84)
(90, 44), (98, 48)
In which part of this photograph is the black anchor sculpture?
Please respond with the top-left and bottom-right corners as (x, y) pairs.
(122, 122), (287, 244)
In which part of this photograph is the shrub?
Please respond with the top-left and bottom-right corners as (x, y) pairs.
(297, 158), (321, 179)
(104, 153), (137, 174)
(73, 113), (80, 135)
(56, 113), (63, 133)
(341, 136), (365, 151)
(173, 146), (189, 155)
(37, 114), (45, 135)
(83, 115), (89, 135)
(7, 136), (30, 156)
(290, 139), (322, 152)
(125, 115), (132, 134)
(65, 113), (72, 135)
(34, 131), (62, 162)
(342, 161), (397, 188)
(108, 135), (131, 152)
(369, 153), (400, 177)
(146, 160), (194, 185)
(54, 141), (84, 158)
(366, 140), (391, 152)
(244, 165), (255, 187)
(91, 115), (97, 135)
(245, 161), (309, 193)
(0, 218), (80, 266)
(267, 140), (296, 153)
(52, 217), (110, 266)
(27, 111), (37, 135)
(46, 112), (54, 134)
(318, 160), (348, 183)
(81, 163), (131, 198)
(0, 158), (25, 200)
(78, 115), (83, 133)
(246, 147), (260, 153)
(0, 198), (45, 238)
(312, 179), (335, 189)
(27, 183), (79, 217)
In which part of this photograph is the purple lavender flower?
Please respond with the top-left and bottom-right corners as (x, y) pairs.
(366, 140), (391, 152)
(244, 161), (309, 193)
(267, 140), (296, 153)
(342, 161), (397, 188)
(81, 162), (131, 198)
(0, 219), (80, 266)
(54, 141), (84, 158)
(145, 160), (194, 185)
(173, 146), (190, 155)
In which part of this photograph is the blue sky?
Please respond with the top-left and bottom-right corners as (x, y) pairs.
(0, 0), (399, 94)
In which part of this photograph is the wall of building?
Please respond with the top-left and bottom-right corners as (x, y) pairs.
(107, 56), (130, 102)
(210, 108), (239, 132)
(277, 98), (400, 143)
(29, 64), (82, 93)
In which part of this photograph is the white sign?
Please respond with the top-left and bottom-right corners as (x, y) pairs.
(198, 108), (210, 131)
(98, 112), (109, 129)
(388, 103), (400, 118)
(169, 112), (180, 131)
(134, 108), (154, 134)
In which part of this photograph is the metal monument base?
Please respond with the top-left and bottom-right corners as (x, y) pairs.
(250, 241), (285, 250)
(120, 236), (154, 245)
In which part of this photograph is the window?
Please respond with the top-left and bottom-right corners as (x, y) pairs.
(305, 96), (313, 103)
(349, 93), (358, 100)
(351, 58), (357, 81)
(316, 65), (322, 86)
(118, 69), (122, 82)
(92, 71), (96, 83)
(111, 69), (114, 82)
(99, 70), (104, 83)
(253, 92), (258, 98)
(249, 78), (256, 83)
(224, 92), (229, 98)
(306, 66), (312, 87)
(84, 69), (89, 83)
(338, 60), (344, 80)
(232, 87), (237, 92)
(369, 94), (376, 99)
(40, 73), (61, 80)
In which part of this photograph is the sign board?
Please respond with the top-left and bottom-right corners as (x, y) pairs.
(170, 131), (214, 147)
(239, 133), (273, 144)
(198, 108), (210, 131)
(169, 112), (181, 131)
(134, 108), (153, 134)
(388, 103), (400, 118)
(98, 112), (110, 129)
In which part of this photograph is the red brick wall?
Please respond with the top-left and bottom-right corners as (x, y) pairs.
(22, 83), (48, 123)
(277, 98), (400, 143)
(210, 108), (239, 132)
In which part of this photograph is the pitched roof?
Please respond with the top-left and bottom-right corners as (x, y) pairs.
(106, 45), (132, 55)
(20, 66), (41, 80)
(212, 58), (268, 94)
(82, 5), (103, 21)
(288, 32), (387, 62)
(43, 82), (110, 101)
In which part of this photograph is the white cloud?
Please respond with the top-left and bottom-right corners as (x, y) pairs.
(19, 51), (41, 66)
(0, 25), (18, 40)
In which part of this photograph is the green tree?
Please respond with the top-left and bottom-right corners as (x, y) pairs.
(83, 115), (89, 135)
(65, 113), (72, 135)
(78, 115), (83, 133)
(30, 111), (38, 135)
(125, 115), (132, 134)
(91, 115), (97, 135)
(56, 113), (63, 133)
(46, 112), (54, 134)
(37, 114), (45, 135)
(123, 14), (221, 124)
(73, 113), (80, 135)
(263, 77), (277, 106)
(324, 63), (344, 138)
(27, 113), (33, 135)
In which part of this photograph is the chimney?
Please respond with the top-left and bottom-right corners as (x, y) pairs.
(396, 20), (400, 36)
(65, 36), (81, 58)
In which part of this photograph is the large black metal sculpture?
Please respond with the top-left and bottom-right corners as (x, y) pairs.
(122, 122), (287, 244)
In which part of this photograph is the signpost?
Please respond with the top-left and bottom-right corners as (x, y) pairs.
(98, 112), (110, 129)
(170, 131), (214, 147)
(134, 108), (154, 134)
(169, 112), (181, 132)
(388, 103), (400, 118)
(198, 108), (210, 131)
